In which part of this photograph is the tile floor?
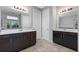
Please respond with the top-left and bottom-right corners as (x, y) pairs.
(21, 39), (75, 52)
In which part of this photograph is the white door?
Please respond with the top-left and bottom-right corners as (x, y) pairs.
(42, 8), (50, 41)
(32, 8), (42, 39)
(0, 9), (1, 30)
(21, 14), (31, 30)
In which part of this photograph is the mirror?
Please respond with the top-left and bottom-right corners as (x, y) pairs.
(59, 10), (78, 29)
(1, 7), (21, 30)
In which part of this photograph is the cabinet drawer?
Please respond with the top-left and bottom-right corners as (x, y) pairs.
(0, 35), (10, 39)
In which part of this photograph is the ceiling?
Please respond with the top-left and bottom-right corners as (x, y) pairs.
(36, 6), (46, 9)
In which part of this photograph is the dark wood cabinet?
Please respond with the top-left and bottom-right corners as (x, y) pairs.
(23, 32), (32, 47)
(53, 31), (78, 51)
(30, 32), (36, 45)
(12, 33), (25, 51)
(53, 31), (62, 45)
(0, 31), (36, 52)
(62, 32), (77, 51)
(0, 35), (12, 52)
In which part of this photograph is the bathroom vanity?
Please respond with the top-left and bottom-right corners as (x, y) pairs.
(0, 30), (36, 52)
(0, 6), (36, 52)
(53, 29), (78, 51)
(53, 7), (78, 51)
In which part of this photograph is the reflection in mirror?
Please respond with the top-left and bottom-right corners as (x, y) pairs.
(7, 16), (19, 29)
(1, 7), (21, 30)
(59, 10), (78, 29)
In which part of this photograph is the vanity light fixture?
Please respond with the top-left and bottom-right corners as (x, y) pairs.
(12, 6), (28, 13)
(59, 7), (73, 14)
(14, 6), (26, 11)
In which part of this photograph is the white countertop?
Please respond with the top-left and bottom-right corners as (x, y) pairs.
(0, 29), (36, 35)
(53, 28), (78, 33)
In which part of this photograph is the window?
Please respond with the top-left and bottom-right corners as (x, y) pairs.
(7, 16), (19, 29)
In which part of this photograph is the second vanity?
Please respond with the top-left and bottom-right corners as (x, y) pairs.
(53, 29), (78, 51)
(0, 29), (36, 52)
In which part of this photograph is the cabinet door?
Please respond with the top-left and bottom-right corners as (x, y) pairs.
(63, 32), (78, 51)
(0, 35), (12, 52)
(23, 31), (36, 47)
(23, 32), (31, 47)
(12, 32), (36, 52)
(12, 33), (24, 51)
(30, 31), (36, 45)
(53, 31), (62, 45)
